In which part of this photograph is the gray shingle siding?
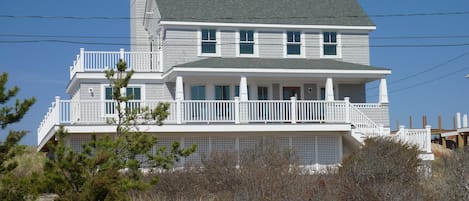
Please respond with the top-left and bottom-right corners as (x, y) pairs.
(340, 33), (370, 65)
(338, 84), (365, 103)
(146, 83), (174, 100)
(305, 32), (321, 58)
(221, 30), (237, 57)
(163, 28), (199, 71)
(155, 0), (374, 26)
(258, 31), (284, 58)
(79, 83), (101, 101)
(131, 0), (151, 52)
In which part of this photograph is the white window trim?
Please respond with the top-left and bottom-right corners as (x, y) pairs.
(236, 30), (259, 57)
(198, 28), (221, 57)
(284, 31), (306, 58)
(320, 31), (342, 59)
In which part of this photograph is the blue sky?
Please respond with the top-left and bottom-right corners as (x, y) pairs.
(1, 0), (468, 146)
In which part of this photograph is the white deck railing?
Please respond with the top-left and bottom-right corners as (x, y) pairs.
(37, 97), (385, 146)
(70, 48), (160, 79)
(394, 125), (432, 153)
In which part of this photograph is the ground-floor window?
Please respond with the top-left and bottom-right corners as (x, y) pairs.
(191, 85), (206, 100)
(215, 85), (231, 100)
(257, 86), (268, 100)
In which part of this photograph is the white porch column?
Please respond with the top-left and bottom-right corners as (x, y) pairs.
(175, 76), (184, 100)
(239, 76), (248, 101)
(175, 76), (184, 124)
(325, 77), (334, 101)
(379, 78), (389, 104)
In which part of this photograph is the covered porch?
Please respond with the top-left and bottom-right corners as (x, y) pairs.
(164, 57), (391, 127)
(166, 58), (390, 103)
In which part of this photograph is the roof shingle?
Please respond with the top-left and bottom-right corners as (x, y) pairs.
(156, 0), (374, 26)
(174, 57), (389, 71)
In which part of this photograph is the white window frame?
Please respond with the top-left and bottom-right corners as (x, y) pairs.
(198, 28), (221, 57)
(284, 31), (305, 58)
(320, 31), (342, 58)
(236, 30), (258, 57)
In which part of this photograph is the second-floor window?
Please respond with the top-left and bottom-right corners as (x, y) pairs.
(287, 31), (301, 56)
(239, 30), (254, 55)
(323, 32), (337, 56)
(201, 29), (217, 54)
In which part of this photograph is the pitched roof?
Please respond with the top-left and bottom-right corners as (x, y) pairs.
(173, 57), (389, 71)
(155, 0), (374, 26)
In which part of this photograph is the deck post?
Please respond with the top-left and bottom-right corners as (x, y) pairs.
(291, 96), (297, 124)
(235, 97), (240, 124)
(119, 48), (125, 60)
(344, 97), (350, 123)
(425, 125), (432, 153)
(456, 112), (462, 129)
(399, 125), (406, 141)
(464, 114), (468, 128)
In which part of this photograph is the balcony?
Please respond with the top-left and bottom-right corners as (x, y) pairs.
(38, 97), (389, 146)
(69, 48), (160, 79)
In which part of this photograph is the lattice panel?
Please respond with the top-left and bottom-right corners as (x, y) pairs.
(211, 136), (236, 153)
(276, 136), (290, 151)
(291, 136), (316, 165)
(239, 136), (262, 152)
(184, 136), (210, 166)
(317, 136), (339, 164)
(155, 136), (183, 167)
(70, 135), (92, 153)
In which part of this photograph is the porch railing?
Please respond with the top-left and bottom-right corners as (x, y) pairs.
(37, 97), (385, 146)
(393, 125), (432, 153)
(70, 48), (160, 79)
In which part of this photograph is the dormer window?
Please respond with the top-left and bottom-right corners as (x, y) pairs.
(287, 31), (301, 56)
(323, 32), (337, 56)
(239, 30), (254, 55)
(201, 29), (217, 54)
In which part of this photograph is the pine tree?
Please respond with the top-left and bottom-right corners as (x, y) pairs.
(44, 60), (195, 200)
(0, 72), (37, 201)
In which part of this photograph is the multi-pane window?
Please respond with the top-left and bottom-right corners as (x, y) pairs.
(257, 87), (268, 100)
(287, 31), (301, 55)
(201, 29), (217, 54)
(215, 85), (231, 100)
(126, 87), (141, 111)
(323, 32), (337, 56)
(126, 87), (141, 100)
(239, 30), (254, 55)
(105, 87), (115, 115)
(104, 87), (141, 115)
(191, 86), (206, 100)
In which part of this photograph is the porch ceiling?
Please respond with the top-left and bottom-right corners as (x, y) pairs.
(165, 57), (391, 82)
